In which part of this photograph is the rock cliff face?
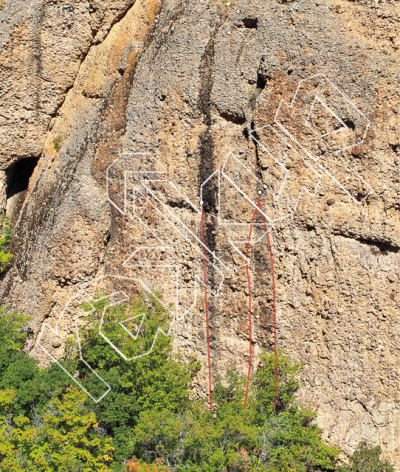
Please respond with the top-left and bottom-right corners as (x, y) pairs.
(0, 0), (399, 465)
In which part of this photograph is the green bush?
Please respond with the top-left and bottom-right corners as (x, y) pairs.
(0, 308), (75, 418)
(0, 295), (198, 470)
(0, 308), (113, 470)
(77, 293), (200, 467)
(0, 295), (396, 472)
(0, 213), (13, 272)
(130, 350), (338, 472)
(0, 388), (114, 471)
(53, 135), (62, 151)
(339, 441), (394, 472)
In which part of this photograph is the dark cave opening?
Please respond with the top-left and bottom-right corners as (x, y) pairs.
(6, 157), (38, 199)
(5, 156), (38, 220)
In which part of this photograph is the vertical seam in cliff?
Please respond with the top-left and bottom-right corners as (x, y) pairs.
(249, 66), (268, 182)
(250, 120), (263, 181)
(197, 16), (223, 337)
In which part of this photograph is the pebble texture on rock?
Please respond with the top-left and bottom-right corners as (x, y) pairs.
(0, 0), (399, 466)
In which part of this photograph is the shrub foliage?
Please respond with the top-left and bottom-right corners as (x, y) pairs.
(0, 294), (395, 472)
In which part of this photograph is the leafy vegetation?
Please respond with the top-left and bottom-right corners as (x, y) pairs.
(53, 135), (62, 151)
(0, 388), (114, 471)
(0, 307), (77, 418)
(77, 293), (200, 467)
(129, 351), (338, 472)
(0, 213), (13, 272)
(0, 295), (395, 472)
(0, 307), (112, 470)
(338, 441), (394, 472)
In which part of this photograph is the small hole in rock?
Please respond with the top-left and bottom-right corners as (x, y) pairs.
(242, 17), (258, 29)
(343, 118), (355, 130)
(256, 72), (267, 91)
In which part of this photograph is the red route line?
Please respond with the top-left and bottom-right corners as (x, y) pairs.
(243, 195), (260, 410)
(201, 195), (278, 412)
(201, 203), (213, 411)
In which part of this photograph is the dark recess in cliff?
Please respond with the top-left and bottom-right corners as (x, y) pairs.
(5, 156), (38, 220)
(197, 21), (222, 340)
(242, 17), (258, 29)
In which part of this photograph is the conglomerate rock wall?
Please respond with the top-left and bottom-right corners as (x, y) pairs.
(0, 0), (399, 465)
